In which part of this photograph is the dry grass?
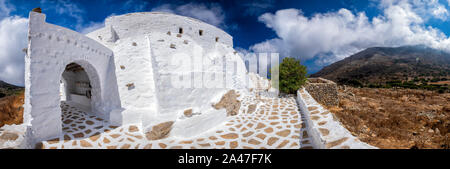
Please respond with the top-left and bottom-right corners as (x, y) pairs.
(428, 81), (450, 85)
(0, 90), (24, 128)
(328, 86), (449, 149)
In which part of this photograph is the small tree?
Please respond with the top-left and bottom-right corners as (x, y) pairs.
(277, 57), (307, 94)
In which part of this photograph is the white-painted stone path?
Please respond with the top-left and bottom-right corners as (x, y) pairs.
(39, 91), (314, 149)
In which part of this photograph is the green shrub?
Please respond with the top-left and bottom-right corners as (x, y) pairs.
(368, 83), (382, 88)
(277, 57), (307, 94)
(431, 78), (440, 82)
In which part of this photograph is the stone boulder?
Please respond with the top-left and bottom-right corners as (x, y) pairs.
(145, 121), (174, 140)
(213, 90), (241, 116)
(183, 109), (193, 117)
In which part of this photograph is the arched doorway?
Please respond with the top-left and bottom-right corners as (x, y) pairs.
(25, 11), (122, 143)
(56, 62), (113, 142)
(60, 63), (94, 112)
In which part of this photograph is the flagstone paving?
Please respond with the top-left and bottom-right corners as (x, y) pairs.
(39, 92), (310, 149)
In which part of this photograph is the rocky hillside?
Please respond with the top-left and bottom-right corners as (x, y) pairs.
(0, 81), (24, 128)
(311, 45), (450, 88)
(0, 81), (23, 98)
(0, 91), (24, 128)
(328, 86), (449, 149)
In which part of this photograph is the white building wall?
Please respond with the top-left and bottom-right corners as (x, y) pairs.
(102, 12), (233, 48)
(87, 12), (249, 136)
(25, 12), (122, 143)
(87, 24), (159, 127)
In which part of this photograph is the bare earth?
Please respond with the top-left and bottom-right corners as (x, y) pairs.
(0, 91), (24, 128)
(328, 86), (449, 149)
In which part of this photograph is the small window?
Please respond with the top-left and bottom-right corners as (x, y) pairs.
(215, 37), (219, 42)
(199, 30), (203, 36)
(179, 27), (183, 34)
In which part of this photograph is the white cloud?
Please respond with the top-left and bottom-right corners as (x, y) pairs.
(122, 0), (149, 11)
(242, 0), (275, 16)
(40, 0), (85, 29)
(0, 1), (109, 86)
(250, 0), (450, 66)
(152, 3), (225, 27)
(0, 0), (15, 18)
(79, 21), (104, 34)
(0, 16), (28, 86)
(431, 3), (449, 20)
(40, 0), (84, 17)
(39, 0), (100, 34)
(379, 0), (449, 20)
(0, 1), (103, 86)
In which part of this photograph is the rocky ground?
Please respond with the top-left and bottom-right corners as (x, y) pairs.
(0, 91), (24, 128)
(328, 86), (449, 149)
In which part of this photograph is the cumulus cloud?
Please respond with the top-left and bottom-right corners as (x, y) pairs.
(39, 0), (102, 33)
(0, 16), (28, 86)
(79, 21), (104, 34)
(122, 0), (149, 12)
(40, 0), (84, 18)
(40, 0), (85, 30)
(0, 0), (91, 86)
(250, 0), (450, 66)
(380, 0), (449, 20)
(431, 3), (449, 20)
(0, 0), (14, 18)
(241, 0), (275, 16)
(152, 3), (225, 27)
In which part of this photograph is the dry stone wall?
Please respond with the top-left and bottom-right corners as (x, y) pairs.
(304, 78), (339, 106)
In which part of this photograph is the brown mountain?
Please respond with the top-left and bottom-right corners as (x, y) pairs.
(311, 45), (450, 86)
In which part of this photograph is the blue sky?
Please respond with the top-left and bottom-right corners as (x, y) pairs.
(1, 0), (450, 86)
(2, 0), (386, 49)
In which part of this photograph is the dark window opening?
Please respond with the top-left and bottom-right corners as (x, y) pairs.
(199, 30), (203, 36)
(179, 27), (183, 34)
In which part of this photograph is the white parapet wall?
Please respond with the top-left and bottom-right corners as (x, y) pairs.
(296, 88), (377, 149)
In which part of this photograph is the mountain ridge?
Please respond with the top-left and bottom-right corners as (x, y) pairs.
(0, 80), (24, 98)
(311, 45), (450, 86)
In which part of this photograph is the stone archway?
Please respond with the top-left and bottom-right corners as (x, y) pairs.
(59, 61), (102, 114)
(25, 11), (122, 144)
(56, 61), (110, 143)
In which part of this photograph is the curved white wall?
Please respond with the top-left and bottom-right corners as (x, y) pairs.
(103, 12), (233, 48)
(86, 12), (249, 136)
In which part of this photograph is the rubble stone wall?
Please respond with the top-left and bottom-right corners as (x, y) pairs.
(304, 78), (339, 106)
